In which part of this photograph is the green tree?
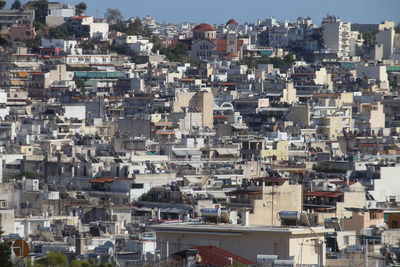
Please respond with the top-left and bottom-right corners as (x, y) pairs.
(74, 78), (85, 90)
(243, 53), (296, 69)
(11, 0), (22, 10)
(104, 8), (123, 25)
(24, 0), (48, 23)
(362, 32), (376, 46)
(126, 18), (151, 36)
(0, 1), (6, 9)
(36, 252), (67, 267)
(395, 25), (400, 34)
(81, 39), (94, 51)
(33, 21), (45, 31)
(0, 228), (12, 267)
(153, 42), (188, 62)
(70, 260), (113, 267)
(7, 171), (41, 181)
(0, 36), (9, 46)
(48, 26), (70, 39)
(23, 38), (41, 53)
(75, 2), (87, 16)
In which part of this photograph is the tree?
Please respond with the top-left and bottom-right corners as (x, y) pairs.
(125, 18), (151, 37)
(395, 25), (400, 34)
(70, 260), (113, 267)
(48, 26), (70, 39)
(75, 2), (87, 16)
(33, 21), (45, 32)
(74, 77), (85, 90)
(81, 39), (94, 51)
(0, 1), (6, 10)
(0, 36), (9, 46)
(23, 38), (41, 53)
(0, 228), (12, 267)
(36, 252), (67, 267)
(7, 171), (41, 181)
(152, 42), (189, 62)
(362, 32), (376, 46)
(104, 8), (123, 25)
(24, 0), (49, 23)
(11, 0), (22, 10)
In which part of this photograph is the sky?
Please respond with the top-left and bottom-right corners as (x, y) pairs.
(68, 0), (399, 25)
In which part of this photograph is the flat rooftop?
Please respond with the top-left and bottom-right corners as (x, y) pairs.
(151, 223), (332, 235)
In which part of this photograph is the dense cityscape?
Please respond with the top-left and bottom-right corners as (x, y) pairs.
(0, 0), (399, 266)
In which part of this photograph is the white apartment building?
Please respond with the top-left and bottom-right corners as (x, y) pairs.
(322, 15), (351, 58)
(376, 27), (395, 59)
(68, 16), (109, 40)
(41, 39), (82, 55)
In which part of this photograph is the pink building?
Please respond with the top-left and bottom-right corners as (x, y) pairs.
(9, 24), (36, 42)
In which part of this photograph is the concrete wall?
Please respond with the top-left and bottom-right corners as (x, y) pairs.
(376, 28), (394, 59)
(0, 209), (14, 235)
(156, 228), (326, 265)
(287, 105), (310, 126)
(249, 181), (302, 226)
(173, 91), (214, 128)
(371, 166), (400, 202)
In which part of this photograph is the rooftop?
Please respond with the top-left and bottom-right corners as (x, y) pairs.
(151, 223), (331, 235)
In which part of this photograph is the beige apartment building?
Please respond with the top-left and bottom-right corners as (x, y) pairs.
(152, 223), (330, 266)
(173, 91), (214, 128)
(227, 178), (302, 226)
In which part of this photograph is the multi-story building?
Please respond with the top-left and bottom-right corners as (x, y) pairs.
(322, 15), (351, 58)
(0, 9), (35, 34)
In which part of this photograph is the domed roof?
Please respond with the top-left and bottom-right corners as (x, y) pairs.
(226, 19), (238, 26)
(193, 23), (216, 32)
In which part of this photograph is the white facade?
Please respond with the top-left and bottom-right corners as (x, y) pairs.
(376, 28), (395, 59)
(41, 39), (82, 55)
(127, 41), (154, 56)
(370, 166), (400, 202)
(63, 104), (86, 120)
(0, 90), (9, 119)
(89, 22), (109, 39)
(66, 54), (113, 65)
(322, 15), (351, 58)
(355, 64), (389, 90)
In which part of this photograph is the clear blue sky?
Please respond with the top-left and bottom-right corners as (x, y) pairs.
(69, 0), (399, 25)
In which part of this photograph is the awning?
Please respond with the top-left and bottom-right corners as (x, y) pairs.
(186, 150), (202, 156)
(183, 176), (201, 184)
(189, 163), (203, 168)
(90, 177), (115, 183)
(173, 150), (202, 156)
(231, 124), (248, 130)
(173, 150), (187, 156)
(215, 149), (239, 155)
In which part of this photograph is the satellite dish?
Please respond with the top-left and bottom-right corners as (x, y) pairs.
(13, 240), (30, 258)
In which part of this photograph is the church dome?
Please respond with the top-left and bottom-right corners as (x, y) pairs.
(193, 23), (216, 32)
(226, 19), (238, 26)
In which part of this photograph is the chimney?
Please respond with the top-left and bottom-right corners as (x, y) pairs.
(75, 232), (86, 256)
(241, 209), (250, 226)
